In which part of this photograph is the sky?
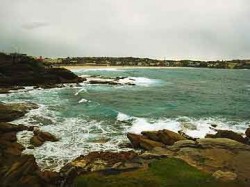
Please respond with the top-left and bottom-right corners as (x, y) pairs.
(0, 0), (250, 60)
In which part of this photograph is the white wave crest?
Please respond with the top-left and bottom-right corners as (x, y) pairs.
(116, 77), (161, 87)
(123, 115), (248, 138)
(78, 98), (89, 103)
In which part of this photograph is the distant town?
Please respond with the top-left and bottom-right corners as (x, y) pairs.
(1, 52), (250, 69)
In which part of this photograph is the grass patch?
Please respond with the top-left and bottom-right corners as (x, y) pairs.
(73, 158), (244, 187)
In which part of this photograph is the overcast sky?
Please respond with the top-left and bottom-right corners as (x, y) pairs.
(0, 0), (250, 60)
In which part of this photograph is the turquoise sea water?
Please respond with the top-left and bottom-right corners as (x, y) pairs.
(1, 68), (250, 171)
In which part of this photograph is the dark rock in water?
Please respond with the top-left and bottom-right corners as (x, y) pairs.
(0, 86), (25, 94)
(34, 129), (58, 142)
(30, 129), (58, 147)
(206, 130), (246, 144)
(157, 129), (186, 145)
(88, 80), (121, 85)
(114, 76), (127, 80)
(245, 128), (250, 138)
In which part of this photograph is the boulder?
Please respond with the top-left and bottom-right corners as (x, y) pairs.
(30, 130), (58, 147)
(127, 133), (144, 148)
(127, 133), (165, 150)
(141, 131), (160, 142)
(206, 130), (246, 144)
(245, 128), (250, 138)
(139, 138), (165, 150)
(30, 136), (44, 147)
(158, 129), (186, 145)
(34, 130), (58, 142)
(212, 170), (237, 181)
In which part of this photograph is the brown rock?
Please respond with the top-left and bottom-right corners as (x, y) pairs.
(30, 130), (58, 147)
(139, 138), (165, 150)
(127, 133), (165, 150)
(30, 136), (44, 147)
(37, 170), (60, 184)
(0, 88), (10, 94)
(0, 102), (38, 122)
(3, 155), (38, 182)
(212, 170), (237, 181)
(2, 141), (25, 156)
(158, 129), (186, 145)
(141, 131), (160, 142)
(245, 128), (250, 138)
(127, 133), (144, 148)
(19, 175), (42, 187)
(35, 130), (58, 142)
(208, 130), (246, 144)
(1, 132), (17, 142)
(0, 122), (28, 132)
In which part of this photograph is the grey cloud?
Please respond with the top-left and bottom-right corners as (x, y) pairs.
(22, 22), (50, 30)
(0, 0), (250, 60)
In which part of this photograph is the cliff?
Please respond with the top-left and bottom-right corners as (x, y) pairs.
(0, 53), (82, 87)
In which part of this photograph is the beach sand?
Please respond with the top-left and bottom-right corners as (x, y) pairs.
(60, 65), (182, 70)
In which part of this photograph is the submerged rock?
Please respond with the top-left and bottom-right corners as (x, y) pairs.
(85, 76), (135, 86)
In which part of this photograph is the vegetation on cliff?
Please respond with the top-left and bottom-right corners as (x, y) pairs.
(0, 52), (82, 87)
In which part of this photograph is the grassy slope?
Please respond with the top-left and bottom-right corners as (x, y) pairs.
(73, 158), (244, 187)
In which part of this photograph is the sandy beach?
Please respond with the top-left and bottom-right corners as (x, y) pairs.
(60, 65), (183, 70)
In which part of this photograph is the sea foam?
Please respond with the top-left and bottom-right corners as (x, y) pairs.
(117, 113), (247, 138)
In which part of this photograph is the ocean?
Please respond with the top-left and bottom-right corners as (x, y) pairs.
(1, 67), (250, 171)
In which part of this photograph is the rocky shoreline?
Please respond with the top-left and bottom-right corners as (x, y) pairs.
(0, 102), (250, 186)
(1, 53), (250, 186)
